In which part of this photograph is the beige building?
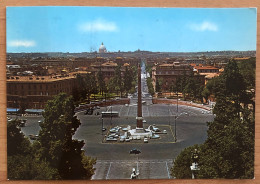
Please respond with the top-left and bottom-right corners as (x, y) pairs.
(152, 62), (205, 92)
(7, 75), (78, 110)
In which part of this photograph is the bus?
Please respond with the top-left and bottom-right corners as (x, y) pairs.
(101, 111), (119, 118)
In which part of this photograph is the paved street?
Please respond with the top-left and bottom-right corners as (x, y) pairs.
(7, 61), (215, 179)
(93, 159), (173, 180)
(9, 100), (214, 179)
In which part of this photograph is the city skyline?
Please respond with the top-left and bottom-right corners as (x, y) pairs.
(7, 7), (257, 53)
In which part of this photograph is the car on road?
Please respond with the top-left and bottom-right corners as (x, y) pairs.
(129, 148), (141, 154)
(144, 138), (148, 143)
(38, 119), (43, 123)
(86, 108), (93, 115)
(102, 128), (106, 132)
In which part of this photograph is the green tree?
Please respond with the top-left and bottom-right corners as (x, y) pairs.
(171, 145), (200, 179)
(155, 78), (163, 92)
(146, 77), (155, 96)
(201, 87), (210, 103)
(38, 93), (96, 179)
(97, 70), (106, 95)
(114, 65), (123, 96)
(171, 60), (255, 179)
(7, 119), (31, 156)
(124, 66), (133, 94)
(8, 155), (58, 180)
(7, 120), (58, 179)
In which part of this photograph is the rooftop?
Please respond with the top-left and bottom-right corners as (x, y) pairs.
(7, 75), (76, 82)
(193, 66), (219, 70)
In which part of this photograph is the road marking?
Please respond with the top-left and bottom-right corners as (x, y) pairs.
(119, 106), (123, 116)
(106, 162), (112, 180)
(126, 106), (131, 117)
(169, 126), (175, 141)
(106, 106), (111, 112)
(166, 161), (171, 179)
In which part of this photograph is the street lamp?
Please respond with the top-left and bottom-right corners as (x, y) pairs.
(174, 115), (177, 142)
(110, 105), (112, 126)
(101, 118), (104, 141)
(190, 149), (200, 179)
(130, 148), (141, 179)
(176, 92), (179, 113)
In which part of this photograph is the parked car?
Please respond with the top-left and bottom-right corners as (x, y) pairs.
(144, 138), (148, 143)
(106, 137), (117, 141)
(120, 136), (126, 142)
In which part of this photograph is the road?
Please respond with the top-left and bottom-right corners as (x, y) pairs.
(8, 61), (215, 179)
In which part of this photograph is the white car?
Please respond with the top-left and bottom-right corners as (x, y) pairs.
(106, 137), (117, 141)
(120, 136), (126, 142)
(144, 138), (148, 143)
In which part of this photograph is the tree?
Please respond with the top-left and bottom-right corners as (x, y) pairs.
(146, 77), (155, 96)
(38, 93), (96, 179)
(73, 73), (98, 103)
(7, 119), (58, 179)
(171, 145), (200, 179)
(155, 78), (163, 92)
(124, 66), (133, 94)
(113, 65), (123, 96)
(171, 59), (255, 179)
(201, 87), (210, 103)
(97, 70), (106, 95)
(7, 119), (31, 156)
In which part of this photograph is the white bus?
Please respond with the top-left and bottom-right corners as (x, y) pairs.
(102, 111), (119, 118)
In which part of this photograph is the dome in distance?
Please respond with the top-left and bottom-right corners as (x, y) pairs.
(99, 42), (107, 53)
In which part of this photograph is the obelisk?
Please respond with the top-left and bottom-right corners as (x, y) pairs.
(136, 64), (143, 128)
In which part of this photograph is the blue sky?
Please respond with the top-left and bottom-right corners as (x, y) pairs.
(6, 7), (257, 53)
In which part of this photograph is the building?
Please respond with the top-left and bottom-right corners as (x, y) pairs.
(152, 62), (206, 92)
(152, 63), (193, 92)
(99, 42), (107, 53)
(7, 75), (78, 110)
(190, 64), (220, 84)
(90, 61), (118, 83)
(185, 58), (206, 65)
(192, 65), (219, 74)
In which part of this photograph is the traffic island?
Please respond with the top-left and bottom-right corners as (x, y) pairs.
(102, 125), (176, 144)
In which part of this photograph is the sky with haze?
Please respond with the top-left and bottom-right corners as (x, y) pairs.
(6, 7), (257, 53)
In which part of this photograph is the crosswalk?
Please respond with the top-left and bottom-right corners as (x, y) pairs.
(92, 159), (173, 180)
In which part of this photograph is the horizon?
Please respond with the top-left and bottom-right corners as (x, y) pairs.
(6, 49), (256, 54)
(6, 7), (257, 53)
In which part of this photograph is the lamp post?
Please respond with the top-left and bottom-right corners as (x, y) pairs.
(101, 118), (104, 141)
(130, 149), (141, 179)
(110, 105), (112, 126)
(177, 92), (179, 113)
(190, 149), (200, 179)
(174, 115), (177, 142)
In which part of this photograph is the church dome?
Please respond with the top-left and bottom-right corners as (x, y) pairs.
(99, 42), (107, 53)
